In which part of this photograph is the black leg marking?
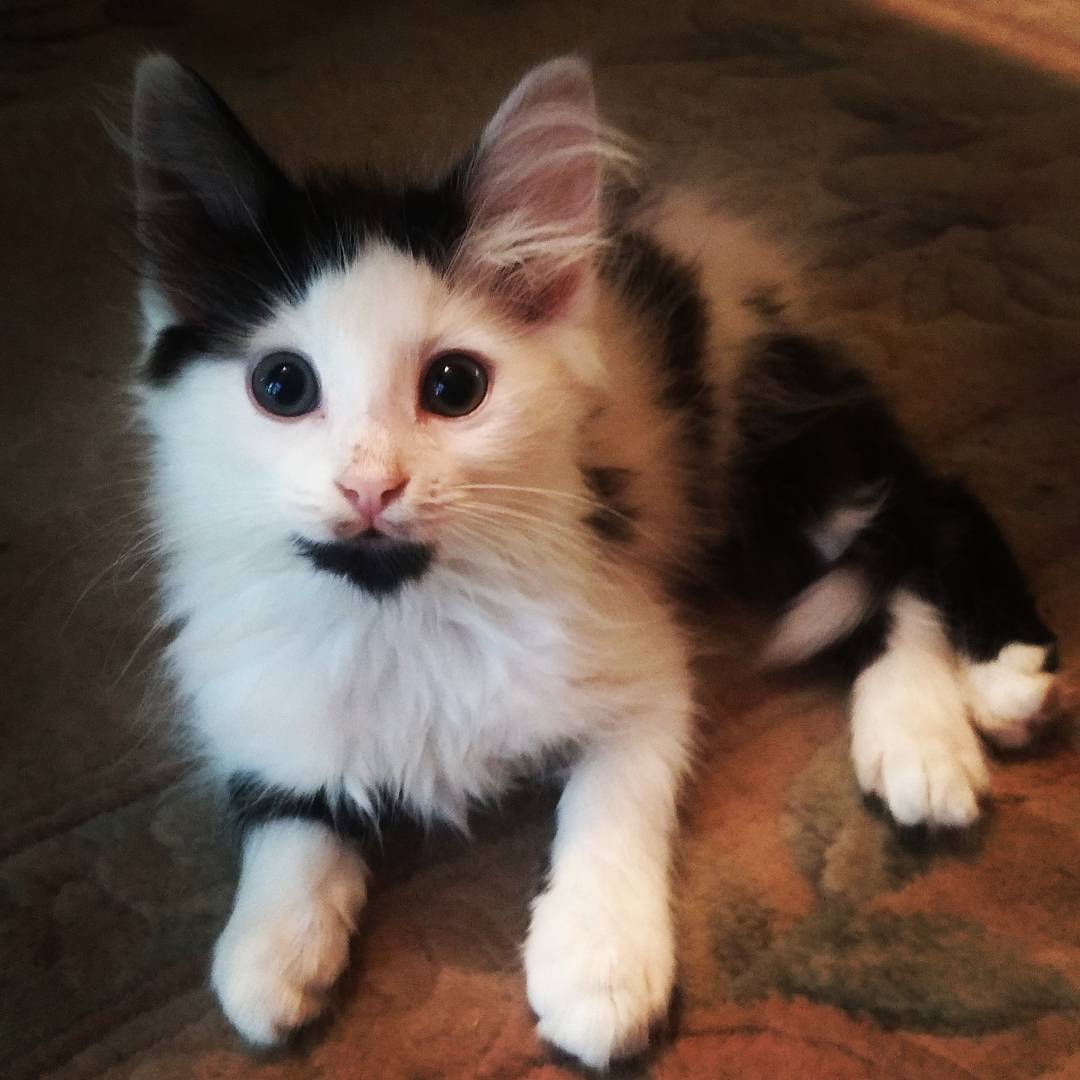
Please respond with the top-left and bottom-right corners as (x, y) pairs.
(911, 479), (1055, 662)
(227, 772), (414, 858)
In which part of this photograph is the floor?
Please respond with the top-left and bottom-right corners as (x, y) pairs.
(1, 1), (1078, 1077)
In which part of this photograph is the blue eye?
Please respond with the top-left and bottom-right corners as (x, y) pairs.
(420, 353), (488, 417)
(251, 352), (320, 417)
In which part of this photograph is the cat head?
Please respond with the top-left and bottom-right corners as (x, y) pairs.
(132, 56), (624, 598)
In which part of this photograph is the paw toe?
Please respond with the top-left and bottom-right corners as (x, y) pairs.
(965, 643), (1060, 749)
(535, 988), (656, 1069)
(211, 906), (353, 1044)
(526, 892), (673, 1069)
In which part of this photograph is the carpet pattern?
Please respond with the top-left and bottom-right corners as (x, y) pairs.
(1, 1), (1078, 1077)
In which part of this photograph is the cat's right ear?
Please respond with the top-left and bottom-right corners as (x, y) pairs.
(132, 55), (285, 321)
(456, 57), (612, 324)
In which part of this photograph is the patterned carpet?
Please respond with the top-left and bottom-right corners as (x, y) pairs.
(1, 1), (1078, 1077)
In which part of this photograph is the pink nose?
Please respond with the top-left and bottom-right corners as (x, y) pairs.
(336, 475), (408, 530)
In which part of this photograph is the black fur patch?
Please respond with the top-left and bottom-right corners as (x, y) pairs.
(725, 333), (920, 607)
(913, 479), (1055, 662)
(1043, 642), (1060, 673)
(229, 772), (362, 834)
(603, 231), (713, 452)
(227, 772), (416, 855)
(726, 333), (1055, 672)
(145, 324), (215, 384)
(140, 70), (471, 385)
(143, 170), (470, 385)
(581, 465), (638, 543)
(296, 534), (434, 597)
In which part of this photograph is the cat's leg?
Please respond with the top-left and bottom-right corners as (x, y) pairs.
(211, 816), (368, 1043)
(730, 337), (1058, 823)
(524, 673), (692, 1068)
(851, 590), (990, 827)
(923, 481), (1060, 750)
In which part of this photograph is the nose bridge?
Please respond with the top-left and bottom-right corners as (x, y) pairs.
(340, 418), (400, 481)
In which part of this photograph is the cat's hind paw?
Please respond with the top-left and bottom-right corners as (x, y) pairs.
(853, 714), (989, 828)
(964, 642), (1060, 750)
(851, 654), (990, 828)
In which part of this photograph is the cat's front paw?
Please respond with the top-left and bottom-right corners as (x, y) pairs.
(964, 642), (1059, 749)
(524, 881), (674, 1069)
(211, 888), (361, 1044)
(851, 677), (989, 828)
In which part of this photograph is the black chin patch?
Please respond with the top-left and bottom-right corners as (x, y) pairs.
(296, 534), (433, 597)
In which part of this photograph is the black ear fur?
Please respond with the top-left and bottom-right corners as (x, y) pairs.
(132, 55), (293, 325)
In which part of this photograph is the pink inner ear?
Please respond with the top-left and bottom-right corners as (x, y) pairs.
(463, 59), (603, 322)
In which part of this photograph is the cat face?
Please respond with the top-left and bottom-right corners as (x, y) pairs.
(133, 57), (616, 596)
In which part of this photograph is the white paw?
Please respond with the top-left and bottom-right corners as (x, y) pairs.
(964, 643), (1058, 749)
(211, 888), (359, 1044)
(524, 881), (674, 1069)
(211, 821), (367, 1045)
(851, 662), (989, 828)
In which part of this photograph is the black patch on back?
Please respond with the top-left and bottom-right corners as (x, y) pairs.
(296, 534), (434, 597)
(603, 231), (713, 453)
(725, 333), (1055, 672)
(581, 465), (638, 543)
(724, 333), (922, 606)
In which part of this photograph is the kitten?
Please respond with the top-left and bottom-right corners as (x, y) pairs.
(131, 55), (1059, 1067)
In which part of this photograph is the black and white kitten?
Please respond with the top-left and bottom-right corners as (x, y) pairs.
(131, 55), (1059, 1067)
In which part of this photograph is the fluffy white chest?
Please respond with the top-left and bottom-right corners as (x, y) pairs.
(167, 559), (589, 817)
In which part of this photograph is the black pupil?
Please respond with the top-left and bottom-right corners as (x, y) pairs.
(253, 352), (317, 416)
(426, 356), (485, 416)
(264, 362), (306, 407)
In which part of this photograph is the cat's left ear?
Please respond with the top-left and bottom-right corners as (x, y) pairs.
(131, 55), (288, 323)
(458, 57), (607, 322)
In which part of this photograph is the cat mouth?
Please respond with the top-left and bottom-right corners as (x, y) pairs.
(295, 533), (434, 597)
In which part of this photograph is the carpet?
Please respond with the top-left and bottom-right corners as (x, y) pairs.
(1, 1), (1078, 1077)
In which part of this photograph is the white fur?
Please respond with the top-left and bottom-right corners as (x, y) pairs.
(761, 566), (873, 667)
(143, 245), (688, 812)
(761, 493), (884, 666)
(806, 493), (883, 563)
(211, 820), (368, 1044)
(851, 591), (989, 827)
(964, 642), (1057, 749)
(525, 655), (691, 1068)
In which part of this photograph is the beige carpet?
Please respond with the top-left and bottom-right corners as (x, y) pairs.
(2, 1), (1079, 1077)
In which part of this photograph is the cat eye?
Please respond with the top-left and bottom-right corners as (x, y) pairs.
(250, 352), (320, 418)
(420, 353), (488, 418)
